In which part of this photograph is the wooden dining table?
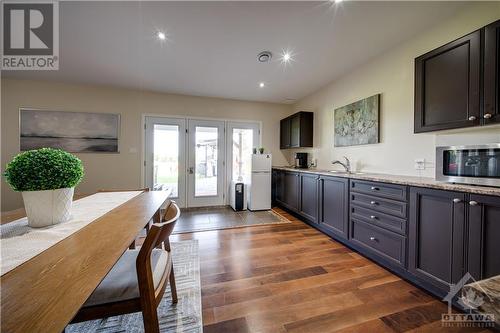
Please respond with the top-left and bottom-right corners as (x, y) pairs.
(0, 190), (170, 333)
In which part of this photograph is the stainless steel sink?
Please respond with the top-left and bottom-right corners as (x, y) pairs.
(328, 170), (364, 175)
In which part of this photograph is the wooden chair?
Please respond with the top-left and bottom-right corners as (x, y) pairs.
(71, 202), (180, 333)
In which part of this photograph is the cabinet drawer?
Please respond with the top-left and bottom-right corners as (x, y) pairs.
(351, 219), (406, 266)
(351, 180), (407, 201)
(351, 204), (406, 235)
(351, 192), (407, 218)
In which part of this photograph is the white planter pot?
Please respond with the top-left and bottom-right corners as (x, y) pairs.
(21, 188), (74, 228)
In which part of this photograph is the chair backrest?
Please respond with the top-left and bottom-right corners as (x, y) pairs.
(137, 202), (179, 262)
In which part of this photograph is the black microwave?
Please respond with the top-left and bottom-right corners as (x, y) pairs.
(436, 144), (500, 187)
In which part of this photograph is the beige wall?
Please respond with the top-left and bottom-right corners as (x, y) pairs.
(1, 79), (291, 211)
(291, 3), (500, 176)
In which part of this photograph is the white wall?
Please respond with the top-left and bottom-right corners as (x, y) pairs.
(1, 79), (291, 211)
(291, 3), (500, 176)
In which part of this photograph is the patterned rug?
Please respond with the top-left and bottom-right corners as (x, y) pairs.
(67, 240), (201, 333)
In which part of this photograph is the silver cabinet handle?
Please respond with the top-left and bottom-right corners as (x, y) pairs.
(484, 113), (493, 119)
(370, 201), (377, 205)
(453, 198), (461, 203)
(370, 215), (377, 219)
(371, 186), (379, 191)
(468, 116), (477, 121)
(469, 201), (479, 206)
(369, 236), (376, 241)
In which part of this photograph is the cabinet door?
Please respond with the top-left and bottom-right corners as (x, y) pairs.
(290, 114), (300, 148)
(484, 19), (500, 125)
(283, 172), (299, 211)
(467, 194), (500, 280)
(409, 187), (466, 292)
(299, 174), (319, 223)
(274, 171), (285, 205)
(280, 118), (290, 149)
(414, 30), (481, 133)
(319, 176), (349, 239)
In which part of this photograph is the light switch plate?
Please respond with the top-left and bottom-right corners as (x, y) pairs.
(415, 158), (425, 170)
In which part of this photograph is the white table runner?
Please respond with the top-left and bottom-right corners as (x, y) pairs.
(0, 191), (142, 275)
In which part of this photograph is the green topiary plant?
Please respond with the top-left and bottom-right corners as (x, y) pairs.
(4, 148), (84, 192)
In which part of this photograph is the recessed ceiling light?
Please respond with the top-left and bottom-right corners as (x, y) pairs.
(157, 31), (166, 40)
(259, 82), (265, 88)
(280, 49), (295, 65)
(257, 51), (272, 63)
(334, 0), (343, 3)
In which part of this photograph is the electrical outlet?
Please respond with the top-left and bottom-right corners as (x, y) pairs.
(415, 158), (425, 170)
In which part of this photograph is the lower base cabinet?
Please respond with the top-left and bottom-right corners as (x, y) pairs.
(272, 169), (500, 301)
(408, 187), (466, 292)
(467, 194), (500, 280)
(299, 173), (319, 223)
(318, 176), (349, 239)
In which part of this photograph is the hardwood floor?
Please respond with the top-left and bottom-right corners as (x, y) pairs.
(171, 208), (491, 333)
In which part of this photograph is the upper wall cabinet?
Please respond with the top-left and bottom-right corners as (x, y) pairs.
(280, 112), (313, 149)
(414, 30), (481, 133)
(414, 19), (500, 133)
(484, 20), (500, 125)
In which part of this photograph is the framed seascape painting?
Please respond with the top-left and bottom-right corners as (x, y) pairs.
(20, 109), (120, 153)
(334, 94), (380, 147)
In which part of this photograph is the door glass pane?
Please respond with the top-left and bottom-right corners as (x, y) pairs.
(195, 126), (218, 196)
(232, 128), (253, 183)
(153, 124), (179, 196)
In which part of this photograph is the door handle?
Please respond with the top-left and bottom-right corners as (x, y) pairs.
(188, 167), (194, 174)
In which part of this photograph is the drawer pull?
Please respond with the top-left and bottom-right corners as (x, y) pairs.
(453, 198), (461, 203)
(484, 113), (493, 119)
(370, 215), (377, 220)
(370, 201), (378, 205)
(468, 116), (477, 121)
(369, 236), (377, 241)
(371, 186), (379, 191)
(469, 201), (479, 206)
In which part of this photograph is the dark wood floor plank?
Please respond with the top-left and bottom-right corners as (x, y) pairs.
(203, 317), (250, 333)
(381, 301), (446, 333)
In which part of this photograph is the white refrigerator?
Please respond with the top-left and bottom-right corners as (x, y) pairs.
(248, 154), (272, 211)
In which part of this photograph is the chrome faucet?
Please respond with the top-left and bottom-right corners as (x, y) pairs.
(332, 156), (351, 173)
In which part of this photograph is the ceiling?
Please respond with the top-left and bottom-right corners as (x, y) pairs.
(4, 1), (469, 103)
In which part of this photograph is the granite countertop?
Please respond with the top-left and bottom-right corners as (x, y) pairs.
(272, 166), (500, 197)
(462, 275), (500, 326)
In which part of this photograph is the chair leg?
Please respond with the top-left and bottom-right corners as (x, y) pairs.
(129, 238), (136, 249)
(169, 268), (178, 303)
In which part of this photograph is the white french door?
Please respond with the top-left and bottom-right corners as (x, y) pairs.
(226, 121), (260, 193)
(144, 116), (186, 207)
(187, 119), (225, 207)
(145, 116), (260, 208)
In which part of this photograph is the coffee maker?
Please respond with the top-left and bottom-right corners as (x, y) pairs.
(294, 152), (308, 169)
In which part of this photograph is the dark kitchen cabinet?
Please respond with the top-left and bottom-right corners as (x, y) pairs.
(467, 194), (500, 280)
(484, 19), (500, 125)
(415, 30), (481, 133)
(280, 112), (313, 149)
(409, 187), (466, 292)
(282, 172), (300, 211)
(318, 176), (349, 239)
(280, 118), (291, 149)
(298, 173), (319, 223)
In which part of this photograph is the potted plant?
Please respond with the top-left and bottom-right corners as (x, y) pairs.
(259, 147), (265, 154)
(4, 148), (84, 228)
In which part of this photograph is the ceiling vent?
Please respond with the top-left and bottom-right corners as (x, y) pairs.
(257, 51), (272, 63)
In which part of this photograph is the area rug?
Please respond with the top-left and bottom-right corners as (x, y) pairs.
(173, 207), (291, 234)
(66, 240), (201, 333)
